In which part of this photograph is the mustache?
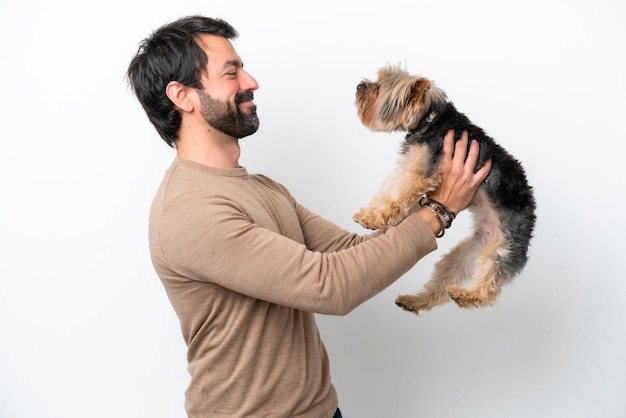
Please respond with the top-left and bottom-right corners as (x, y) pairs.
(235, 91), (254, 104)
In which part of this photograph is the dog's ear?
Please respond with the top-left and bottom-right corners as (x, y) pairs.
(402, 77), (432, 130)
(409, 77), (431, 107)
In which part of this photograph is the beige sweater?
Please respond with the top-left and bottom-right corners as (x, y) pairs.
(149, 158), (437, 417)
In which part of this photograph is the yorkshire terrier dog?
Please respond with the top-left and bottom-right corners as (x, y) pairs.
(354, 65), (536, 314)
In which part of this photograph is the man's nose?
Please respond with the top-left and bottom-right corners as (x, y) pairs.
(241, 69), (259, 91)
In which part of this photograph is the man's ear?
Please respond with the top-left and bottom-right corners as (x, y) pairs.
(166, 81), (194, 112)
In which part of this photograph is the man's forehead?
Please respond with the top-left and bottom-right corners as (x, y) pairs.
(196, 34), (242, 66)
(197, 34), (234, 53)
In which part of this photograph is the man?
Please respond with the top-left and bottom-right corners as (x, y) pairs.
(127, 15), (490, 418)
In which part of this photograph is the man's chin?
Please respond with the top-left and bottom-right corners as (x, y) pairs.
(239, 103), (257, 115)
(232, 120), (260, 139)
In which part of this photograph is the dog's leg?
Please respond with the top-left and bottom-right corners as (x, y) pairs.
(353, 144), (440, 229)
(396, 190), (509, 314)
(395, 235), (481, 314)
(446, 239), (507, 309)
(447, 192), (509, 309)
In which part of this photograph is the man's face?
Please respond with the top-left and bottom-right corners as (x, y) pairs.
(197, 88), (259, 139)
(196, 35), (259, 138)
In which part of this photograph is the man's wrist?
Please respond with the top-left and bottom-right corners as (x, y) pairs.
(416, 206), (445, 238)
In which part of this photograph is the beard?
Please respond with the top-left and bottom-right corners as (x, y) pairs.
(198, 89), (259, 139)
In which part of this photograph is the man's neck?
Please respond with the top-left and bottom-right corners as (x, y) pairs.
(176, 130), (241, 169)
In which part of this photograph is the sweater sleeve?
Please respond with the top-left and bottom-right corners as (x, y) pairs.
(255, 174), (382, 253)
(154, 192), (437, 316)
(295, 203), (382, 253)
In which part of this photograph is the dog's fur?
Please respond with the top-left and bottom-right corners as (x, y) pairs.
(354, 65), (536, 314)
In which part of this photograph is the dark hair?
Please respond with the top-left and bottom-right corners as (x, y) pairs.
(126, 16), (238, 147)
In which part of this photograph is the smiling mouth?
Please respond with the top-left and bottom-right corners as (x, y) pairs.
(235, 91), (254, 104)
(238, 100), (256, 112)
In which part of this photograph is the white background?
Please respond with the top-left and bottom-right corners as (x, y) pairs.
(1, 0), (625, 417)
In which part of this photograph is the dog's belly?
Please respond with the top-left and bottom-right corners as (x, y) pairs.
(470, 189), (508, 258)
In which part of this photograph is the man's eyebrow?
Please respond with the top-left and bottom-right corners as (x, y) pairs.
(223, 59), (243, 69)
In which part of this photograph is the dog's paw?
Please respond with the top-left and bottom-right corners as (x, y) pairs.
(353, 209), (386, 230)
(447, 285), (498, 309)
(395, 299), (414, 312)
(353, 205), (408, 230)
(395, 294), (431, 315)
(446, 285), (463, 304)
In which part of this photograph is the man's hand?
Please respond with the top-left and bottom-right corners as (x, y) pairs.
(428, 129), (492, 214)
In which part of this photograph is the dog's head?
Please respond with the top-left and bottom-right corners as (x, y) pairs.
(355, 64), (447, 132)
